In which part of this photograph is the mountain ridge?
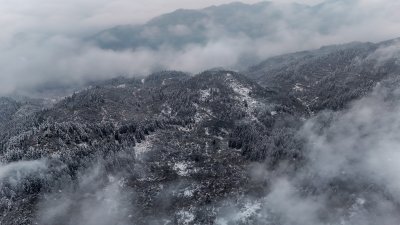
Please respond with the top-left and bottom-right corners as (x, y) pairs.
(1, 36), (400, 224)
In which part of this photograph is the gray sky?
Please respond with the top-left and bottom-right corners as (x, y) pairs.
(0, 0), (399, 96)
(0, 0), (324, 45)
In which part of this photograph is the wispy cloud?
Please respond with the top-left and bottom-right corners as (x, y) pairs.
(0, 0), (399, 96)
(216, 77), (400, 224)
(36, 164), (134, 225)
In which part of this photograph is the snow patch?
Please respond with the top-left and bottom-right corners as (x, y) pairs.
(183, 187), (196, 197)
(194, 109), (212, 123)
(199, 89), (211, 101)
(226, 73), (261, 121)
(161, 104), (173, 116)
(116, 84), (126, 88)
(134, 134), (155, 158)
(193, 103), (213, 124)
(176, 210), (195, 225)
(215, 201), (262, 225)
(173, 162), (190, 176)
(77, 143), (89, 148)
(238, 202), (262, 221)
(205, 127), (210, 135)
(293, 83), (305, 92)
(177, 126), (193, 132)
(100, 106), (117, 123)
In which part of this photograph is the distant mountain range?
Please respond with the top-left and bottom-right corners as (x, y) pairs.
(89, 1), (366, 52)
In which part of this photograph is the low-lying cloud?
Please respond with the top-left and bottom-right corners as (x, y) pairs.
(0, 0), (399, 96)
(296, 80), (400, 224)
(0, 159), (47, 182)
(215, 78), (400, 224)
(36, 164), (134, 225)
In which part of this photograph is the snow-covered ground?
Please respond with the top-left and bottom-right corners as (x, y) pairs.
(173, 162), (190, 176)
(134, 134), (155, 158)
(216, 200), (262, 225)
(293, 83), (305, 92)
(199, 89), (211, 101)
(226, 73), (262, 122)
(176, 210), (195, 225)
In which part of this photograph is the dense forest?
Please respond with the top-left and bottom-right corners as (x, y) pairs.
(1, 36), (400, 224)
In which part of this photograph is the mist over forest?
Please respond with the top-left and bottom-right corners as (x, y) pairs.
(1, 0), (400, 224)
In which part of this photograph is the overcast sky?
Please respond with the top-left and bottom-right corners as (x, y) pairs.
(0, 0), (399, 96)
(0, 0), (323, 42)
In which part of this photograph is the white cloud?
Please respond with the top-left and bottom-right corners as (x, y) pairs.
(0, 0), (399, 96)
(36, 164), (134, 225)
(0, 160), (47, 182)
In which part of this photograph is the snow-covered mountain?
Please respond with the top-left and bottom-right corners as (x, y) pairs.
(1, 37), (400, 224)
(246, 38), (400, 112)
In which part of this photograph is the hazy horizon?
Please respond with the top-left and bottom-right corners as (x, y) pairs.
(0, 0), (399, 96)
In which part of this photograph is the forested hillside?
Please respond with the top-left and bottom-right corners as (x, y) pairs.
(1, 37), (400, 225)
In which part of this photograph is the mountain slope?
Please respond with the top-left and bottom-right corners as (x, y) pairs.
(246, 38), (400, 112)
(2, 37), (400, 224)
(0, 70), (305, 225)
